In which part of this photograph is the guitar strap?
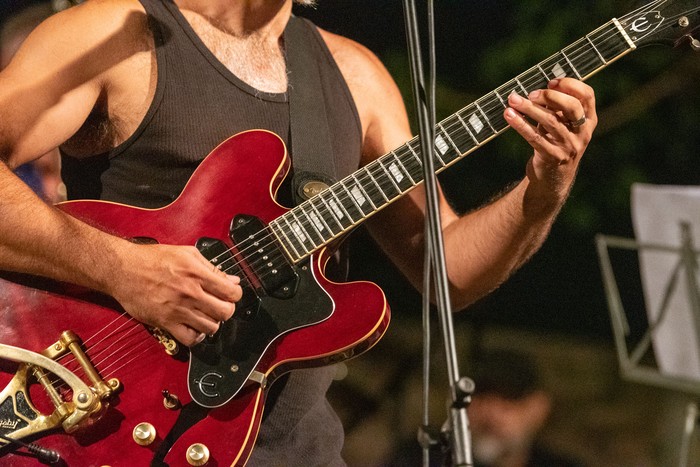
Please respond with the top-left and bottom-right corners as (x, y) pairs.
(285, 16), (339, 206)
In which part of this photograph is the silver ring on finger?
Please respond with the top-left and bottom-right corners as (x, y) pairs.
(567, 114), (586, 128)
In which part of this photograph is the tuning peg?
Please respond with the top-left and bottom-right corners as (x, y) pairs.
(691, 35), (700, 52)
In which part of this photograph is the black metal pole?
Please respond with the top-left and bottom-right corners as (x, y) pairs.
(401, 1), (473, 466)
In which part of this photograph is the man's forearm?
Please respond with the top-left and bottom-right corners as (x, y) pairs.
(443, 177), (564, 308)
(0, 161), (122, 294)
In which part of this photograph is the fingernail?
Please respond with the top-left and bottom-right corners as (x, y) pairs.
(548, 79), (560, 88)
(529, 90), (541, 99)
(509, 92), (523, 105)
(195, 333), (206, 344)
(505, 108), (518, 120)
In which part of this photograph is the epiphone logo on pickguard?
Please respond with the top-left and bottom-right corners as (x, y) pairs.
(0, 418), (20, 430)
(194, 372), (223, 398)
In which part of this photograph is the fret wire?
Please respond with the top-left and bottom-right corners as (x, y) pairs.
(377, 159), (404, 194)
(289, 210), (320, 248)
(560, 49), (582, 79)
(405, 141), (424, 167)
(571, 39), (604, 77)
(456, 114), (480, 146)
(308, 199), (335, 235)
(594, 23), (632, 62)
(368, 161), (400, 198)
(351, 174), (377, 210)
(475, 102), (497, 133)
(271, 220), (302, 260)
(391, 151), (417, 185)
(437, 123), (462, 155)
(363, 166), (390, 202)
(484, 103), (508, 132)
(445, 122), (475, 154)
(585, 33), (607, 64)
(476, 100), (500, 134)
(315, 194), (344, 230)
(295, 205), (324, 243)
(328, 189), (355, 224)
(493, 90), (507, 108)
(536, 64), (550, 81)
(432, 146), (447, 167)
(339, 180), (367, 215)
(397, 147), (425, 183)
(333, 181), (362, 220)
(281, 216), (310, 256)
(514, 77), (529, 95)
(424, 136), (447, 167)
(541, 53), (570, 80)
(518, 69), (548, 95)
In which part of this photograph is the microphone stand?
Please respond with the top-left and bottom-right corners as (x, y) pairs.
(402, 1), (474, 466)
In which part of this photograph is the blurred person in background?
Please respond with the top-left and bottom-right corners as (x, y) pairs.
(1, 2), (64, 203)
(468, 349), (584, 467)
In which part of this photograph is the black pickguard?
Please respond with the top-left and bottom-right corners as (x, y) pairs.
(188, 237), (333, 408)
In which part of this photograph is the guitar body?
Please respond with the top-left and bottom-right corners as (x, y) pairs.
(0, 130), (390, 466)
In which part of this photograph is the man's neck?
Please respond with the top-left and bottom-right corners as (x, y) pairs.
(174, 0), (291, 38)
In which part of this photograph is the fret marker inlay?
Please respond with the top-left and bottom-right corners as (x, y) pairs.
(388, 162), (404, 183)
(350, 186), (367, 206)
(309, 211), (325, 232)
(435, 135), (449, 155)
(552, 63), (567, 78)
(328, 199), (344, 220)
(469, 113), (484, 133)
(291, 222), (307, 244)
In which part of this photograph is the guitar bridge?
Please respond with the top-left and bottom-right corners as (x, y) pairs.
(0, 331), (120, 449)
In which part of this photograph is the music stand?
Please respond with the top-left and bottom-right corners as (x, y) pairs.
(596, 183), (700, 467)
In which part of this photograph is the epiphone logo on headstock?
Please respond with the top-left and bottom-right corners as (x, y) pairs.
(626, 11), (664, 36)
(0, 418), (20, 430)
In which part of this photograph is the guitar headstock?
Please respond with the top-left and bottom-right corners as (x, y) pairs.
(619, 0), (700, 49)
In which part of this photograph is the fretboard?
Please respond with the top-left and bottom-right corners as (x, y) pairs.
(269, 18), (636, 263)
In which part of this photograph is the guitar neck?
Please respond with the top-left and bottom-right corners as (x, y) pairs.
(270, 18), (637, 263)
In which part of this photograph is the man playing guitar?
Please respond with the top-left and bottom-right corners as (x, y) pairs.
(0, 0), (596, 464)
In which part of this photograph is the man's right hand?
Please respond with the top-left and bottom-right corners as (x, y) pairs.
(108, 242), (243, 347)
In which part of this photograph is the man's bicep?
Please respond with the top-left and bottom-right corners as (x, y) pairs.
(0, 31), (101, 167)
(0, 1), (144, 167)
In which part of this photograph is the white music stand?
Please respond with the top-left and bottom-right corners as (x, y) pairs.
(596, 183), (700, 467)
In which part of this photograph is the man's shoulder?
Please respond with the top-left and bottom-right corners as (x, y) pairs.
(39, 0), (148, 41)
(316, 27), (388, 83)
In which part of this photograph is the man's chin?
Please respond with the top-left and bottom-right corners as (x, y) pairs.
(472, 435), (508, 465)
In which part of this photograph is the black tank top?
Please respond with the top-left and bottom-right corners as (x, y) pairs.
(61, 1), (362, 209)
(61, 1), (363, 465)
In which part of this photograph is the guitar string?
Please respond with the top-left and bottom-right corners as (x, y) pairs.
(42, 313), (133, 385)
(206, 20), (632, 283)
(134, 4), (700, 326)
(59, 326), (152, 384)
(51, 309), (140, 371)
(47, 317), (154, 389)
(40, 6), (696, 392)
(220, 4), (699, 277)
(166, 17), (648, 290)
(52, 333), (160, 392)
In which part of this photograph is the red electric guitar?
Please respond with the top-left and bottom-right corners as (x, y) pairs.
(0, 1), (698, 465)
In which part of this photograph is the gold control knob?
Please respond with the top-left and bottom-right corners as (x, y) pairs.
(132, 422), (157, 446)
(186, 443), (210, 466)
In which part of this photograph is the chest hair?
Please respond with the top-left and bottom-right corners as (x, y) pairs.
(184, 13), (288, 93)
